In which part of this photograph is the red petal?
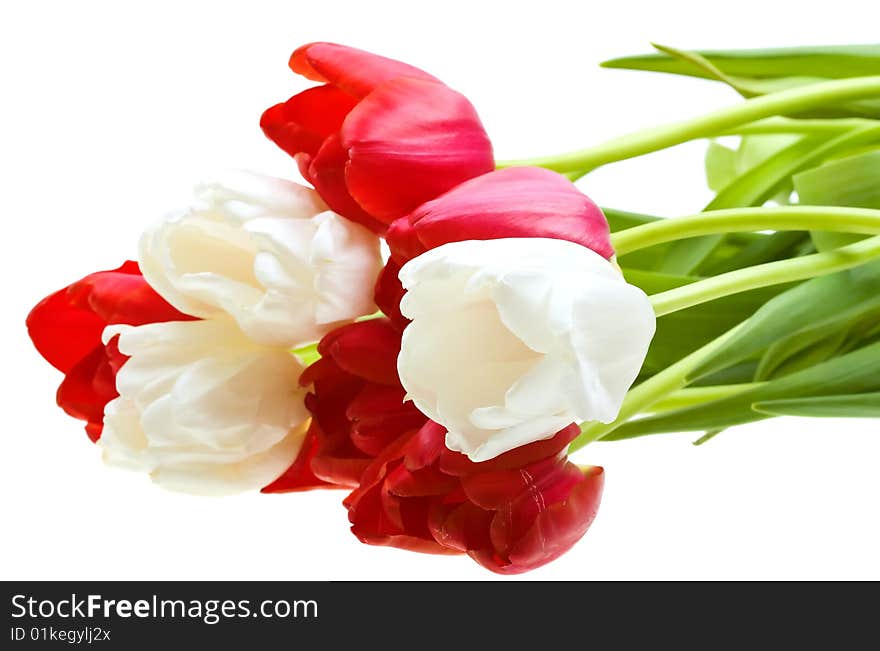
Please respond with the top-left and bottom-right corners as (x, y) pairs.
(308, 134), (388, 234)
(260, 84), (358, 160)
(403, 166), (614, 262)
(373, 259), (409, 330)
(347, 384), (426, 456)
(428, 499), (492, 553)
(472, 465), (605, 575)
(261, 424), (337, 493)
(317, 318), (402, 385)
(27, 286), (105, 373)
(70, 265), (192, 325)
(439, 423), (581, 477)
(290, 42), (436, 99)
(342, 77), (494, 224)
(55, 345), (119, 441)
(386, 216), (428, 263)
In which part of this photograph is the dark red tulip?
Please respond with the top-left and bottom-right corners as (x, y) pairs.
(261, 42), (494, 234)
(263, 318), (427, 492)
(26, 262), (194, 441)
(346, 420), (604, 574)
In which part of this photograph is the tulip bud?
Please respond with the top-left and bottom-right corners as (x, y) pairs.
(100, 318), (309, 495)
(263, 318), (427, 492)
(139, 171), (382, 348)
(397, 237), (656, 461)
(261, 42), (494, 234)
(346, 421), (605, 573)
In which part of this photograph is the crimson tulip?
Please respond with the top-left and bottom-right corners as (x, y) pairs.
(26, 262), (194, 441)
(261, 42), (494, 234)
(263, 318), (427, 492)
(345, 420), (604, 574)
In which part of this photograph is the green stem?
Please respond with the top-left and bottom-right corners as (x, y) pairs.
(718, 116), (880, 136)
(611, 206), (880, 256)
(571, 326), (743, 451)
(498, 76), (880, 174)
(647, 383), (764, 412)
(650, 234), (880, 316)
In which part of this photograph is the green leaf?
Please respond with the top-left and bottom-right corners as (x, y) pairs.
(600, 44), (880, 117)
(601, 44), (880, 80)
(640, 284), (792, 377)
(689, 262), (880, 381)
(795, 150), (880, 209)
(753, 393), (880, 418)
(699, 231), (809, 275)
(602, 207), (660, 231)
(705, 141), (738, 192)
(604, 340), (880, 438)
(756, 322), (849, 380)
(667, 134), (819, 276)
(794, 149), (880, 253)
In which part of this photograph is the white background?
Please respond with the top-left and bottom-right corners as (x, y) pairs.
(2, 0), (879, 581)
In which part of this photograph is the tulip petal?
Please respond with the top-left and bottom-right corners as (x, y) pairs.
(290, 42), (436, 99)
(260, 84), (358, 159)
(318, 318), (403, 385)
(308, 134), (389, 234)
(342, 77), (494, 224)
(394, 167), (614, 262)
(55, 345), (118, 441)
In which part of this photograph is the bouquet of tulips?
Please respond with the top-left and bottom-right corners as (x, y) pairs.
(27, 42), (880, 574)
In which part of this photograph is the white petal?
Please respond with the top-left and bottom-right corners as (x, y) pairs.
(397, 237), (656, 461)
(98, 318), (309, 495)
(139, 171), (382, 347)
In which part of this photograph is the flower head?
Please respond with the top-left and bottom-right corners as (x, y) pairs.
(139, 171), (382, 348)
(261, 42), (494, 233)
(100, 318), (309, 495)
(346, 421), (604, 574)
(397, 237), (655, 461)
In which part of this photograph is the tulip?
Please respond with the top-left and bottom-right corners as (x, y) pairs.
(100, 318), (309, 495)
(397, 237), (656, 461)
(260, 42), (494, 234)
(386, 166), (615, 264)
(263, 318), (427, 492)
(139, 171), (382, 348)
(26, 262), (193, 441)
(346, 420), (604, 574)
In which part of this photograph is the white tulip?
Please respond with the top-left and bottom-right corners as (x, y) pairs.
(139, 171), (382, 347)
(397, 237), (656, 462)
(99, 318), (309, 495)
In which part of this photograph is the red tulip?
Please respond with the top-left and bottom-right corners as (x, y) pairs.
(26, 262), (194, 441)
(345, 420), (604, 574)
(263, 318), (427, 492)
(386, 166), (614, 264)
(260, 42), (494, 234)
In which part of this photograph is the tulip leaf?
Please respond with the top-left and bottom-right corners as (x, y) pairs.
(753, 393), (880, 418)
(601, 44), (880, 81)
(601, 44), (880, 117)
(689, 262), (880, 381)
(639, 284), (792, 376)
(794, 149), (880, 253)
(699, 231), (809, 275)
(604, 340), (880, 439)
